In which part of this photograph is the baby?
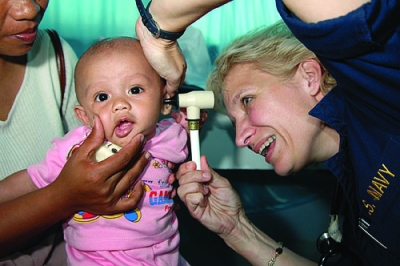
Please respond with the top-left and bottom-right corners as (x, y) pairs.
(1, 37), (190, 265)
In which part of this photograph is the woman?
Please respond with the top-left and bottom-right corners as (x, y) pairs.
(0, 0), (147, 263)
(136, 0), (400, 265)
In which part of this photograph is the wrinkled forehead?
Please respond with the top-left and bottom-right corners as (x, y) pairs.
(221, 64), (250, 104)
(221, 85), (246, 112)
(211, 63), (245, 114)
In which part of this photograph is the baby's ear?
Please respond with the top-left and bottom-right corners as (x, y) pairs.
(161, 93), (172, 115)
(74, 105), (91, 127)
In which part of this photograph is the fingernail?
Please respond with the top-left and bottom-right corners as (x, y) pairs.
(202, 172), (211, 179)
(145, 151), (151, 160)
(204, 185), (210, 195)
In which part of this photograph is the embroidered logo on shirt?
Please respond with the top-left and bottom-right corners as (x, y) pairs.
(362, 164), (395, 215)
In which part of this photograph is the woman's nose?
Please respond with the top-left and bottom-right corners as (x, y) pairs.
(9, 0), (42, 21)
(235, 121), (253, 148)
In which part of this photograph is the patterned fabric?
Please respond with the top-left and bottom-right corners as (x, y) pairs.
(28, 119), (189, 265)
(0, 29), (79, 179)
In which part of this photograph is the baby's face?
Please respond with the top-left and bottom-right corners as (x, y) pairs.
(75, 46), (164, 147)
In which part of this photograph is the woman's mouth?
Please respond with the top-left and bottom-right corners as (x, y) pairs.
(13, 27), (38, 44)
(258, 135), (276, 156)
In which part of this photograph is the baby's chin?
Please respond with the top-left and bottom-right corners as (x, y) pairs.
(105, 134), (130, 148)
(108, 138), (130, 148)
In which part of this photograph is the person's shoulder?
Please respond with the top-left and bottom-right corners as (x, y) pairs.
(158, 118), (176, 127)
(63, 125), (91, 140)
(34, 29), (78, 63)
(157, 118), (186, 134)
(28, 29), (51, 57)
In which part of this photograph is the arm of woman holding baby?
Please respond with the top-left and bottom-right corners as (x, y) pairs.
(0, 117), (148, 255)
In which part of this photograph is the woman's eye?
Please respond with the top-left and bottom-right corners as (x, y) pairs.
(242, 97), (253, 106)
(95, 93), (109, 102)
(129, 86), (143, 95)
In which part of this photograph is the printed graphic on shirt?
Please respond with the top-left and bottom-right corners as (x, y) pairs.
(152, 158), (173, 174)
(72, 158), (173, 224)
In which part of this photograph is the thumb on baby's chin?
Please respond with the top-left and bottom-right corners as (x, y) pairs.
(87, 116), (105, 145)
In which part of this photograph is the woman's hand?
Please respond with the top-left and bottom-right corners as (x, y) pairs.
(135, 18), (186, 97)
(176, 157), (316, 266)
(51, 116), (149, 216)
(176, 156), (244, 237)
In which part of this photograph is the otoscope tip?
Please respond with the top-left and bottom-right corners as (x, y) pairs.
(163, 94), (179, 108)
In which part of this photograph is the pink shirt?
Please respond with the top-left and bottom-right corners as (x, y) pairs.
(28, 119), (188, 252)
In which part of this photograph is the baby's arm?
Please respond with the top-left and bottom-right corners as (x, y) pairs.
(0, 170), (38, 203)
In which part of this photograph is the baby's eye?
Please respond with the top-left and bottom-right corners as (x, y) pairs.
(129, 86), (143, 95)
(95, 93), (109, 102)
(242, 97), (253, 106)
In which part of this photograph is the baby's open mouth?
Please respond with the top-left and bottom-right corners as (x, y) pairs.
(115, 119), (134, 138)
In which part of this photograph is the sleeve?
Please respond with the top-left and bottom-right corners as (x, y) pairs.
(144, 119), (188, 163)
(275, 0), (400, 59)
(27, 127), (86, 189)
(276, 0), (400, 129)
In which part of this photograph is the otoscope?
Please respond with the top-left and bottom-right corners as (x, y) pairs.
(163, 89), (215, 170)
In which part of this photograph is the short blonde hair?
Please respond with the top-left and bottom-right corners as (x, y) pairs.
(207, 20), (336, 113)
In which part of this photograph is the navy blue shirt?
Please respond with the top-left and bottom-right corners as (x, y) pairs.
(277, 1), (400, 265)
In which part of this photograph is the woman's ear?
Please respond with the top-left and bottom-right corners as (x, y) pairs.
(300, 59), (324, 100)
(74, 105), (91, 127)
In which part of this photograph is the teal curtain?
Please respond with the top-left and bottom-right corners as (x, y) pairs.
(40, 0), (282, 56)
(192, 1), (281, 52)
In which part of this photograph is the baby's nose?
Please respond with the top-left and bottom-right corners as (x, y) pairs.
(113, 100), (130, 111)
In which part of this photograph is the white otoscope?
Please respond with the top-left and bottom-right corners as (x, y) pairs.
(164, 90), (215, 169)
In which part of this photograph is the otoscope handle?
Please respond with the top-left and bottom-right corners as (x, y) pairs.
(163, 89), (215, 171)
(189, 129), (201, 170)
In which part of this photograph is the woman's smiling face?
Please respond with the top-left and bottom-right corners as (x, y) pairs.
(222, 62), (327, 176)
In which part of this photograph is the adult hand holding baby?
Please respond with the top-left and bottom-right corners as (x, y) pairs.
(51, 115), (148, 217)
(0, 117), (149, 255)
(135, 18), (187, 97)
